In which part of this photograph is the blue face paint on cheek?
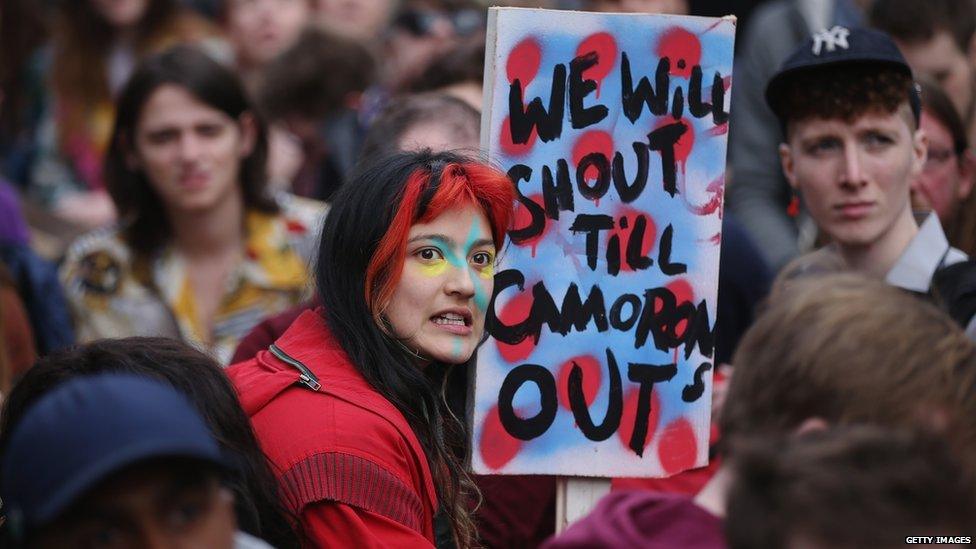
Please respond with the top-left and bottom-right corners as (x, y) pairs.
(452, 336), (463, 359)
(462, 221), (490, 312)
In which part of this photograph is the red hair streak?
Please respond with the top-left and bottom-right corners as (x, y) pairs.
(365, 162), (516, 314)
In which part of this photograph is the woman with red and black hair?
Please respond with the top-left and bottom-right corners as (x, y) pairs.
(228, 150), (515, 548)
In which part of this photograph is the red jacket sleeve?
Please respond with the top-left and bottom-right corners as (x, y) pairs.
(303, 501), (435, 549)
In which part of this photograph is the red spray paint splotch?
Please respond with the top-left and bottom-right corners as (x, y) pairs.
(658, 418), (699, 475)
(606, 206), (658, 273)
(556, 354), (603, 411)
(496, 289), (538, 363)
(480, 404), (524, 470)
(655, 27), (701, 78)
(687, 173), (724, 217)
(666, 278), (695, 338)
(507, 37), (542, 86)
(572, 130), (615, 187)
(576, 32), (617, 97)
(617, 388), (661, 454)
(500, 116), (538, 158)
(511, 192), (551, 257)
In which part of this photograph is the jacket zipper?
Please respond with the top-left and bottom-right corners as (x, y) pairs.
(268, 343), (322, 392)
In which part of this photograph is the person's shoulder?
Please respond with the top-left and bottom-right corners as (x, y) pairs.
(60, 226), (134, 298)
(275, 193), (328, 260)
(542, 491), (724, 549)
(278, 192), (328, 229)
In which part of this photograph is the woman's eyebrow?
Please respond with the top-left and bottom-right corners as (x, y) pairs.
(469, 238), (494, 250)
(407, 233), (456, 246)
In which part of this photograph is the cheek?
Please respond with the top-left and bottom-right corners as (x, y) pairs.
(417, 260), (449, 278)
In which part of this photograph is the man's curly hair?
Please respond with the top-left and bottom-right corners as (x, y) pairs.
(774, 64), (916, 134)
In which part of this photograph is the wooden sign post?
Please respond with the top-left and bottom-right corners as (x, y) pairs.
(470, 7), (736, 529)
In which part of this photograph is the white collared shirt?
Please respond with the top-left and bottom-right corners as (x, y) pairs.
(886, 213), (975, 338)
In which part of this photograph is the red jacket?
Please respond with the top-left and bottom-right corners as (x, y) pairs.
(227, 310), (438, 548)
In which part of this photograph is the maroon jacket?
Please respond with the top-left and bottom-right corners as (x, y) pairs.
(542, 491), (726, 549)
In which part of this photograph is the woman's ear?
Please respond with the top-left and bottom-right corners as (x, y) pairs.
(237, 112), (258, 158)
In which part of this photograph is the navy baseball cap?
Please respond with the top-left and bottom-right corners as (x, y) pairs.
(766, 26), (921, 124)
(0, 374), (229, 535)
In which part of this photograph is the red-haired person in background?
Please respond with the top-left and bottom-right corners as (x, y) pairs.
(229, 150), (515, 548)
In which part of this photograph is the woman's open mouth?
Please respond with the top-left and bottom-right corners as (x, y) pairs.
(431, 311), (472, 335)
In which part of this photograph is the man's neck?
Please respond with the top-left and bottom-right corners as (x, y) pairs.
(169, 191), (246, 259)
(837, 206), (919, 278)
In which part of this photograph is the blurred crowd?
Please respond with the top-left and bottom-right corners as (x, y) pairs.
(0, 0), (975, 547)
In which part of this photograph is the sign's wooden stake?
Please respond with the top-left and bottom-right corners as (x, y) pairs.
(554, 477), (612, 534)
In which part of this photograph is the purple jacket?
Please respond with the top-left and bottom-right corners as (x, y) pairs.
(542, 491), (726, 549)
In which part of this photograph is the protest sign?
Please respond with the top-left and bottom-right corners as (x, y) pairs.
(471, 7), (735, 478)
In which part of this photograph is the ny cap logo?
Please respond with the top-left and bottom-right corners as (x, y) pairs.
(811, 26), (851, 55)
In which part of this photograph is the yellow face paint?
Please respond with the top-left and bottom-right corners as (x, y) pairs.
(417, 259), (449, 277)
(479, 262), (495, 279)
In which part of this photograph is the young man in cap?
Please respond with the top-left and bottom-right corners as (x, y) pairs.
(767, 25), (976, 334)
(0, 374), (268, 549)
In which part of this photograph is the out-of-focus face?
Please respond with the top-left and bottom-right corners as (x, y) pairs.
(132, 85), (254, 214)
(912, 112), (973, 221)
(384, 204), (496, 365)
(590, 0), (688, 14)
(34, 461), (236, 549)
(226, 0), (311, 67)
(385, 8), (458, 90)
(314, 0), (396, 41)
(780, 107), (926, 249)
(897, 31), (976, 124)
(90, 0), (149, 28)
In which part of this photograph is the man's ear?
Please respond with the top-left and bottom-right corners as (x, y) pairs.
(794, 417), (829, 436)
(910, 127), (928, 179)
(237, 112), (258, 158)
(957, 150), (976, 201)
(779, 142), (798, 190)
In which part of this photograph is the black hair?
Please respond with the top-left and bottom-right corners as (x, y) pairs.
(316, 150), (495, 547)
(0, 338), (301, 548)
(105, 45), (278, 257)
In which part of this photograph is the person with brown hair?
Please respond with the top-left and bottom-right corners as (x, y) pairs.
(59, 47), (323, 365)
(768, 26), (976, 334)
(546, 273), (976, 548)
(720, 273), (976, 460)
(0, 337), (302, 547)
(27, 0), (227, 231)
(914, 78), (976, 257)
(258, 27), (377, 200)
(725, 426), (976, 549)
(222, 0), (313, 93)
(870, 0), (976, 148)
